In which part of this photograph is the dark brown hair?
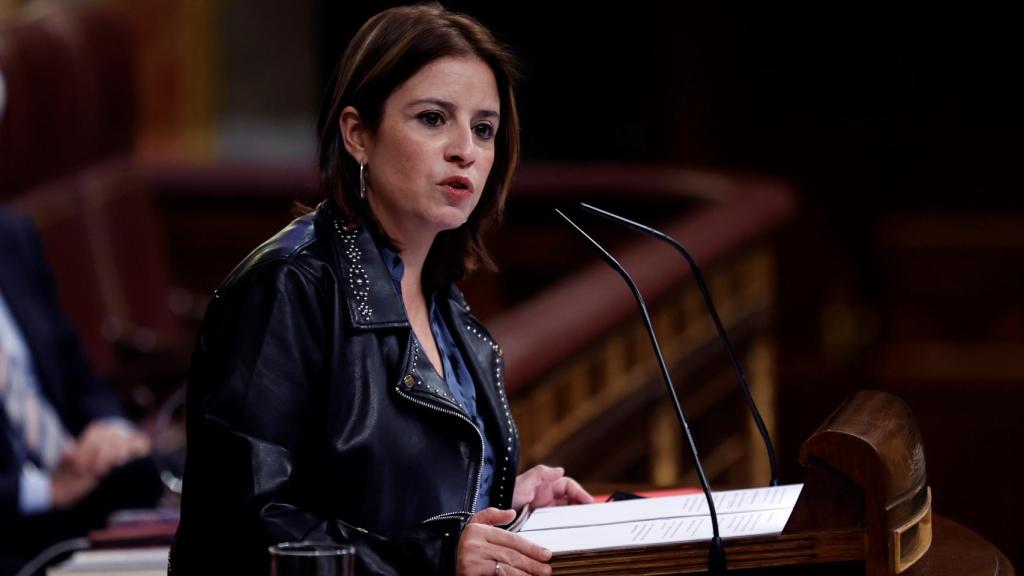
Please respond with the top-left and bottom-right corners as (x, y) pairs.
(317, 3), (520, 286)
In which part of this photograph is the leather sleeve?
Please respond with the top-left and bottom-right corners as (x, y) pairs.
(172, 259), (463, 575)
(262, 501), (466, 576)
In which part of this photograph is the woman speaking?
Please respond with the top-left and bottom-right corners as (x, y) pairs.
(171, 4), (592, 575)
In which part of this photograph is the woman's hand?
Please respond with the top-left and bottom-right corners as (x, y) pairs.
(457, 508), (552, 576)
(512, 465), (594, 511)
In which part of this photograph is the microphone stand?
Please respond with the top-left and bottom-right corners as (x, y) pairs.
(555, 208), (727, 575)
(577, 202), (780, 487)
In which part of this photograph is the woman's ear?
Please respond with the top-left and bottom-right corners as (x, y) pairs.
(339, 106), (370, 163)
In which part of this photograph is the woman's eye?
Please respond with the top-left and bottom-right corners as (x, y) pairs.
(474, 123), (495, 140)
(419, 111), (445, 127)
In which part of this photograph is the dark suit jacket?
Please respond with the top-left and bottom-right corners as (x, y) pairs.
(0, 208), (124, 521)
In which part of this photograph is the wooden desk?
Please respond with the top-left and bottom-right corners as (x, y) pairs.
(88, 513), (1010, 575)
(705, 515), (1013, 576)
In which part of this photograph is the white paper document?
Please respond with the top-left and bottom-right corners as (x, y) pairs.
(516, 484), (803, 553)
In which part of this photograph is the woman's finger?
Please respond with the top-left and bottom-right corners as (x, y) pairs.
(484, 527), (552, 562)
(485, 560), (539, 576)
(459, 524), (551, 576)
(530, 465), (564, 483)
(493, 548), (551, 576)
(470, 507), (518, 526)
(562, 477), (594, 504)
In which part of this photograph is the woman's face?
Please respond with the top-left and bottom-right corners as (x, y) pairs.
(362, 56), (500, 245)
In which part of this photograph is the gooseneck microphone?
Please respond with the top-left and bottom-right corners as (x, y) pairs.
(554, 209), (727, 575)
(577, 202), (780, 487)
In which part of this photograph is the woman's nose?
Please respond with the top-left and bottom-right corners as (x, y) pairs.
(444, 124), (476, 166)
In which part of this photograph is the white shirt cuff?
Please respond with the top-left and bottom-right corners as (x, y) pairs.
(19, 463), (53, 515)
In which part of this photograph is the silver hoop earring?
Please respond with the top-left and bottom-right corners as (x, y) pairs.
(359, 163), (367, 200)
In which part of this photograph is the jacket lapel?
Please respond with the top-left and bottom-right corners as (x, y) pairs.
(320, 205), (408, 330)
(319, 203), (518, 504)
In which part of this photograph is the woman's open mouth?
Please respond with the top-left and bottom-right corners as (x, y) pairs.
(439, 176), (474, 201)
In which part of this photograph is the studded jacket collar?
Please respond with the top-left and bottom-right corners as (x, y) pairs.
(171, 201), (520, 575)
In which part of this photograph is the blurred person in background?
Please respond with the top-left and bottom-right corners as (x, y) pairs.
(0, 208), (163, 573)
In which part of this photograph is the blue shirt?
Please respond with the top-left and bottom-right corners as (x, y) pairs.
(380, 248), (495, 511)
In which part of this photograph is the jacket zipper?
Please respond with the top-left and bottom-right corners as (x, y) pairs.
(395, 388), (486, 516)
(421, 511), (471, 524)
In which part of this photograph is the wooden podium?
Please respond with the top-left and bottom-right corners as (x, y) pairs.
(551, 390), (935, 575)
(81, 389), (1010, 574)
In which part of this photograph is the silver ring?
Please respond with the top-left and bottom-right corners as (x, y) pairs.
(494, 561), (502, 575)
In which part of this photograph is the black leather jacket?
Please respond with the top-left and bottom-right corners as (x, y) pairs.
(170, 202), (520, 575)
